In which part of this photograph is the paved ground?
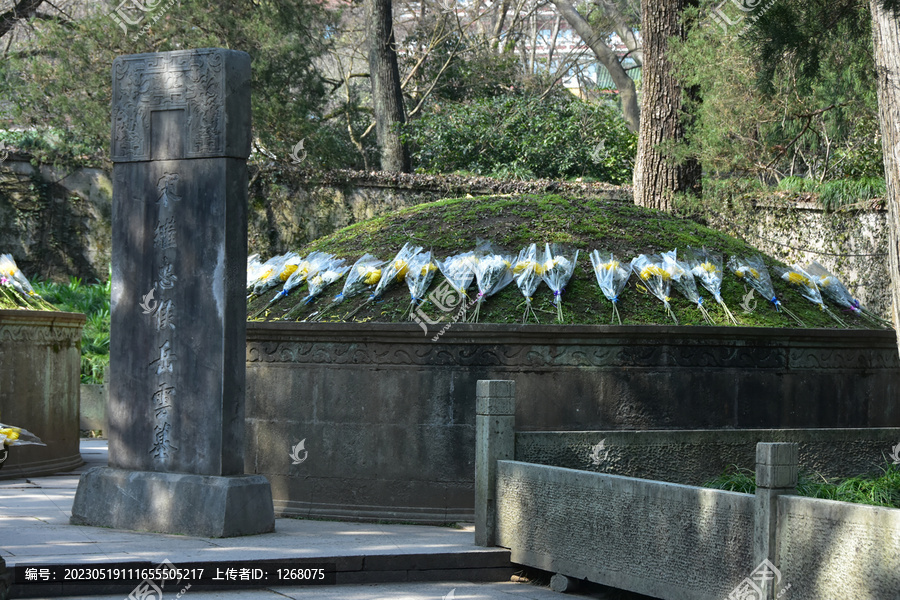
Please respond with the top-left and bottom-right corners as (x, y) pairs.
(0, 441), (625, 600)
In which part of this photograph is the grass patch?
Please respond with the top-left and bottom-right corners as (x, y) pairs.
(705, 463), (900, 509)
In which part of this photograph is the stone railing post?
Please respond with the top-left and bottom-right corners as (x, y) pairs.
(475, 379), (515, 547)
(754, 442), (797, 599)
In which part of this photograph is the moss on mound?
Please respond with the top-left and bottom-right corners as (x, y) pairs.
(247, 194), (883, 330)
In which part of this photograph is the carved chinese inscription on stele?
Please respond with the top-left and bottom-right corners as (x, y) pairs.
(108, 49), (251, 477)
(112, 49), (250, 162)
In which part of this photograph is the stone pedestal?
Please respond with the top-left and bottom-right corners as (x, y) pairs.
(71, 48), (274, 537)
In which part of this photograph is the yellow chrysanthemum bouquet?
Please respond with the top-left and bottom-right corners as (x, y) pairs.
(804, 261), (891, 328)
(469, 246), (514, 323)
(404, 251), (438, 320)
(775, 264), (846, 327)
(513, 243), (545, 324)
(631, 254), (678, 324)
(541, 243), (579, 323)
(308, 253), (385, 321)
(727, 255), (804, 326)
(663, 250), (713, 325)
(589, 250), (631, 325)
(0, 254), (55, 311)
(685, 247), (738, 325)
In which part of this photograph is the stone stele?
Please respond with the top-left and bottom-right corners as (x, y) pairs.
(71, 48), (274, 537)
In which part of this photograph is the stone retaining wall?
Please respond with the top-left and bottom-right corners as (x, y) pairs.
(244, 322), (900, 523)
(0, 310), (84, 478)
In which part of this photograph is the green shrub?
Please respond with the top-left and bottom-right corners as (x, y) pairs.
(403, 92), (636, 183)
(33, 276), (111, 384)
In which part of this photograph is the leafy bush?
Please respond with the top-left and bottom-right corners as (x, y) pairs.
(403, 92), (636, 183)
(33, 277), (110, 384)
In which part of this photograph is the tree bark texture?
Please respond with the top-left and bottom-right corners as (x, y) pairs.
(870, 0), (900, 348)
(367, 0), (411, 172)
(632, 0), (701, 211)
(550, 0), (640, 132)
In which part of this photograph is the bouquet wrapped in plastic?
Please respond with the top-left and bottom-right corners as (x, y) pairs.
(775, 264), (846, 327)
(0, 422), (45, 447)
(309, 254), (384, 321)
(631, 254), (678, 324)
(251, 251), (336, 319)
(279, 257), (349, 320)
(685, 247), (738, 325)
(541, 244), (579, 323)
(0, 254), (55, 310)
(513, 244), (545, 324)
(589, 250), (631, 324)
(804, 261), (891, 328)
(469, 248), (514, 322)
(404, 251), (438, 319)
(344, 243), (423, 320)
(663, 250), (713, 324)
(727, 255), (804, 326)
(436, 251), (477, 320)
(249, 252), (301, 296)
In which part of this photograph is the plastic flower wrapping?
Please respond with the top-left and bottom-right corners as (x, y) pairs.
(727, 255), (804, 326)
(0, 422), (45, 447)
(404, 251), (438, 319)
(685, 247), (738, 325)
(0, 254), (54, 311)
(308, 253), (384, 321)
(303, 260), (350, 304)
(249, 252), (301, 296)
(631, 254), (678, 324)
(373, 243), (422, 300)
(775, 264), (846, 327)
(589, 250), (631, 324)
(541, 244), (579, 323)
(469, 247), (514, 322)
(662, 250), (712, 324)
(513, 244), (545, 324)
(280, 251), (335, 299)
(804, 261), (891, 328)
(436, 251), (477, 298)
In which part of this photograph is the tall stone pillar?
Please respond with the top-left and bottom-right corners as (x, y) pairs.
(71, 49), (274, 537)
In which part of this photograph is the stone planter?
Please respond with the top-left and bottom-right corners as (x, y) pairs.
(0, 310), (84, 479)
(245, 322), (900, 524)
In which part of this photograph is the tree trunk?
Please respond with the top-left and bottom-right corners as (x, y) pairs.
(367, 0), (411, 172)
(632, 0), (700, 211)
(596, 0), (642, 66)
(550, 0), (640, 132)
(870, 0), (900, 346)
